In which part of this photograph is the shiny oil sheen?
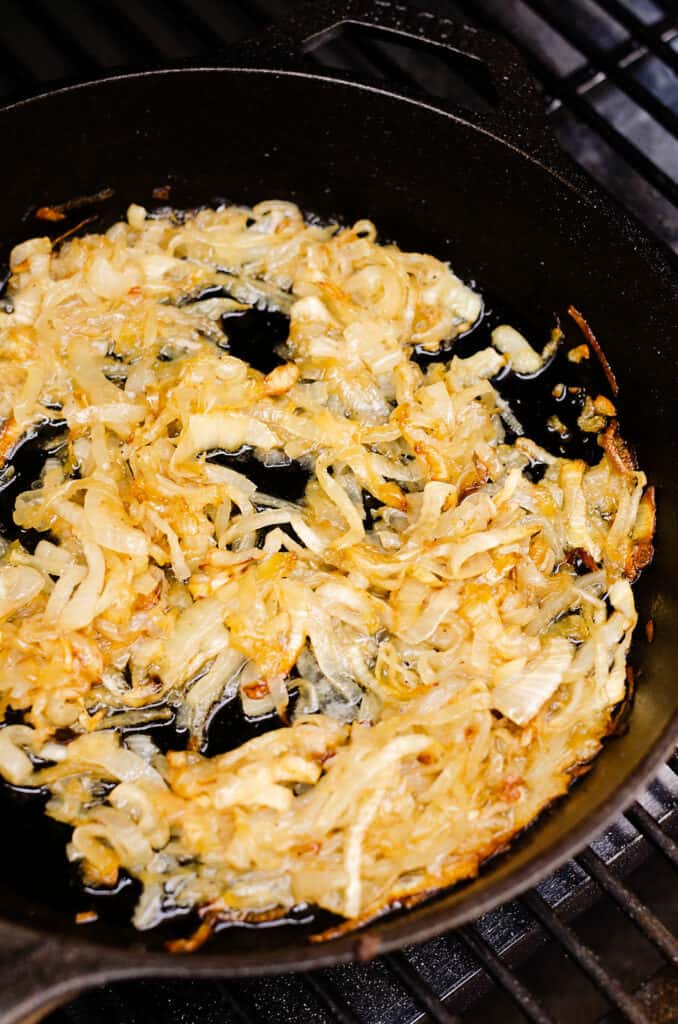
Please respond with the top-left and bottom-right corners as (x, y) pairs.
(0, 25), (673, 998)
(0, 282), (634, 939)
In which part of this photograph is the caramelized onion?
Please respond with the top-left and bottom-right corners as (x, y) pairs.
(0, 200), (651, 940)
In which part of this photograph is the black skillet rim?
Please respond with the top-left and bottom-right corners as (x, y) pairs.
(0, 64), (675, 977)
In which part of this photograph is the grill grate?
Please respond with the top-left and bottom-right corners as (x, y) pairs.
(455, 0), (678, 251)
(457, 924), (555, 1024)
(0, 1), (675, 1021)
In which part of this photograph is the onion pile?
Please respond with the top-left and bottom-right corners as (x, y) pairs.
(0, 200), (653, 942)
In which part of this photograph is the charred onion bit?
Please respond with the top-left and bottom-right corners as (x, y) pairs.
(165, 916), (215, 954)
(75, 910), (99, 925)
(628, 485), (655, 578)
(242, 681), (269, 700)
(599, 419), (637, 475)
(35, 207), (66, 222)
(607, 663), (637, 736)
(51, 215), (99, 248)
(35, 187), (114, 221)
(0, 416), (21, 466)
(568, 305), (619, 396)
(566, 547), (599, 574)
(166, 903), (292, 953)
(499, 775), (525, 803)
(313, 894), (420, 946)
(458, 451), (491, 501)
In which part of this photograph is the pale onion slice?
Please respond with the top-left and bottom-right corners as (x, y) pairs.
(84, 486), (149, 557)
(59, 541), (106, 631)
(0, 564), (45, 619)
(491, 325), (543, 375)
(0, 725), (37, 785)
(492, 638), (574, 725)
(172, 412), (280, 465)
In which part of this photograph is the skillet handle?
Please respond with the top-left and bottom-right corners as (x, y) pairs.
(249, 0), (565, 167)
(0, 925), (107, 1024)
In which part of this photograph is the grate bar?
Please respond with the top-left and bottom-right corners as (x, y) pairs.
(625, 802), (678, 865)
(577, 847), (678, 963)
(384, 952), (462, 1024)
(304, 972), (364, 1024)
(521, 0), (678, 137)
(26, 0), (105, 73)
(457, 925), (556, 1024)
(230, 0), (278, 28)
(123, 986), (166, 1024)
(554, 33), (658, 98)
(160, 0), (233, 47)
(214, 981), (258, 1024)
(521, 889), (652, 1024)
(162, 0), (257, 46)
(0, 37), (43, 88)
(87, 0), (177, 61)
(592, 0), (678, 74)
(454, 0), (678, 207)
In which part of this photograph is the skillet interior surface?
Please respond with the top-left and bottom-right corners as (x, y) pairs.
(0, 67), (676, 969)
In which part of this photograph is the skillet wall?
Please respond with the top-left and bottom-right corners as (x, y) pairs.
(0, 68), (676, 955)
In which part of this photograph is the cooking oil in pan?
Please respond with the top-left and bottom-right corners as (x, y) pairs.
(0, 279), (620, 940)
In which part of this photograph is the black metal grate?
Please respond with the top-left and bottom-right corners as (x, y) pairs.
(0, 0), (676, 256)
(0, 1), (676, 1021)
(457, 0), (678, 261)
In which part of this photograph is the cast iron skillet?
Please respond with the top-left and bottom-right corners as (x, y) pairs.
(0, 2), (676, 1020)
